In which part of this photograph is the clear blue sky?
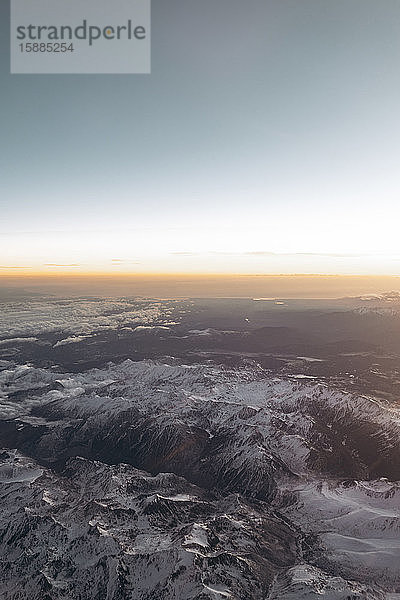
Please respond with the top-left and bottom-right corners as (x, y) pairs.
(1, 0), (400, 274)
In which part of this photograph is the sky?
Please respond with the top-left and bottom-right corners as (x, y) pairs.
(1, 0), (400, 277)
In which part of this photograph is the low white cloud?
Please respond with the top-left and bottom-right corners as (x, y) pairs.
(0, 337), (38, 345)
(0, 298), (174, 339)
(53, 335), (92, 347)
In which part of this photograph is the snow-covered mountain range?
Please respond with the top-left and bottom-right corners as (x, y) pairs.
(1, 357), (400, 599)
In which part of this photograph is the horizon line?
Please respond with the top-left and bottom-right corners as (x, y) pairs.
(1, 272), (400, 279)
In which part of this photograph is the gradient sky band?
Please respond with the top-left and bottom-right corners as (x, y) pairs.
(3, 0), (400, 274)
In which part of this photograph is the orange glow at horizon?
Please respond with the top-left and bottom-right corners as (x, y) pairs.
(1, 272), (400, 299)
